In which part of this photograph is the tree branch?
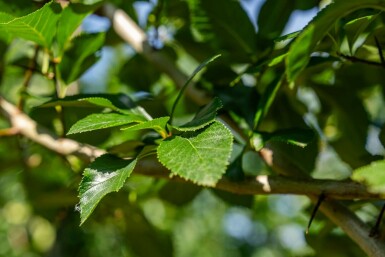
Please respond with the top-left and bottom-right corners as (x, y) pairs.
(99, 5), (385, 256)
(0, 97), (105, 161)
(0, 96), (382, 201)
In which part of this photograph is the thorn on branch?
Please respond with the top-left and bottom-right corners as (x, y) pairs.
(374, 36), (385, 68)
(369, 202), (385, 238)
(306, 193), (326, 234)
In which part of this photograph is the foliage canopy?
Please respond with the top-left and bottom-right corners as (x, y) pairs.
(1, 0), (385, 256)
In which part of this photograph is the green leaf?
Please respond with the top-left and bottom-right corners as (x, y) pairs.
(253, 75), (283, 129)
(343, 14), (381, 55)
(257, 0), (294, 40)
(67, 113), (146, 135)
(59, 33), (105, 84)
(286, 0), (385, 82)
(56, 2), (101, 55)
(122, 117), (170, 137)
(0, 1), (62, 47)
(174, 97), (222, 131)
(186, 0), (257, 61)
(157, 121), (233, 186)
(255, 128), (316, 148)
(40, 93), (141, 115)
(78, 155), (137, 224)
(352, 160), (385, 194)
(170, 54), (221, 124)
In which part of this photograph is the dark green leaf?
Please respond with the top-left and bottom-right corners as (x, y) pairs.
(253, 75), (283, 129)
(40, 93), (140, 115)
(67, 113), (146, 135)
(59, 33), (105, 84)
(57, 2), (101, 54)
(78, 155), (137, 224)
(257, 128), (316, 148)
(187, 0), (257, 61)
(257, 0), (294, 40)
(157, 121), (233, 186)
(174, 97), (222, 131)
(159, 181), (202, 206)
(170, 54), (221, 124)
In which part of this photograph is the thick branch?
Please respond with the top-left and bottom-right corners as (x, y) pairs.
(0, 97), (105, 161)
(98, 5), (385, 256)
(0, 96), (381, 201)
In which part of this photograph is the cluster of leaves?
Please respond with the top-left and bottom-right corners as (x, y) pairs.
(2, 0), (385, 256)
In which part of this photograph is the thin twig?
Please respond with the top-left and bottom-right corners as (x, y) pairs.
(337, 52), (385, 68)
(18, 45), (40, 110)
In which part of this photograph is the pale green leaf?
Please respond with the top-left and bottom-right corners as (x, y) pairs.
(78, 155), (137, 224)
(157, 121), (233, 186)
(0, 1), (62, 47)
(352, 160), (385, 194)
(67, 113), (146, 135)
(286, 0), (385, 82)
(175, 97), (222, 131)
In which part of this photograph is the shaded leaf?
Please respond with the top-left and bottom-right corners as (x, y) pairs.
(187, 0), (257, 61)
(57, 2), (101, 54)
(175, 97), (222, 131)
(78, 154), (137, 224)
(257, 128), (316, 148)
(253, 75), (283, 129)
(352, 160), (385, 194)
(257, 0), (294, 40)
(170, 54), (221, 123)
(59, 33), (105, 84)
(212, 189), (254, 208)
(67, 113), (146, 135)
(157, 121), (233, 186)
(159, 181), (202, 206)
(0, 1), (62, 47)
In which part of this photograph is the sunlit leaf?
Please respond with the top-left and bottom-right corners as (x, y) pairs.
(286, 0), (385, 82)
(0, 1), (62, 47)
(78, 155), (137, 224)
(157, 121), (233, 186)
(67, 113), (146, 135)
(352, 160), (385, 194)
